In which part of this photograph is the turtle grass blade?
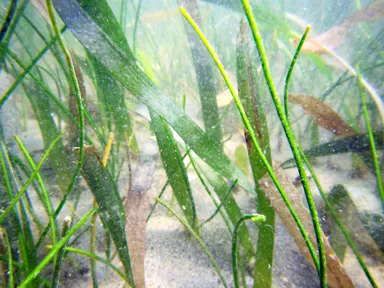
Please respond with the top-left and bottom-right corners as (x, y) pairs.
(236, 20), (274, 287)
(87, 53), (138, 153)
(178, 0), (222, 146)
(281, 132), (384, 169)
(22, 82), (74, 194)
(52, 0), (253, 193)
(80, 146), (134, 287)
(150, 110), (198, 232)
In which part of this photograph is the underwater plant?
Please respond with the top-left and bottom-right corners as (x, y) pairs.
(0, 0), (383, 287)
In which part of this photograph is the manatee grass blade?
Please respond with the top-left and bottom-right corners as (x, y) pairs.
(156, 198), (229, 288)
(14, 136), (58, 248)
(281, 20), (328, 285)
(18, 208), (98, 288)
(187, 153), (232, 233)
(200, 179), (238, 226)
(0, 25), (67, 108)
(178, 0), (223, 146)
(232, 214), (266, 288)
(179, 4), (320, 276)
(0, 227), (14, 287)
(357, 69), (384, 206)
(283, 26), (311, 119)
(0, 131), (65, 224)
(51, 216), (71, 288)
(0, 0), (18, 42)
(239, 1), (326, 283)
(196, 160), (256, 260)
(282, 22), (371, 286)
(0, 141), (43, 287)
(63, 247), (131, 284)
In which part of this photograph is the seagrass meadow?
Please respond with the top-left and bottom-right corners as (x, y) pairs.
(0, 0), (383, 287)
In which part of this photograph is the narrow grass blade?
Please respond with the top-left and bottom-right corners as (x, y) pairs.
(19, 208), (98, 288)
(14, 135), (58, 247)
(200, 179), (238, 226)
(198, 161), (255, 261)
(46, 0), (86, 233)
(0, 0), (18, 42)
(188, 153), (233, 233)
(80, 146), (134, 286)
(150, 110), (197, 232)
(357, 69), (384, 206)
(156, 198), (229, 288)
(63, 247), (130, 284)
(0, 0), (27, 69)
(18, 197), (37, 285)
(232, 214), (266, 288)
(0, 139), (30, 286)
(236, 20), (275, 287)
(0, 227), (14, 287)
(0, 25), (67, 108)
(52, 0), (254, 192)
(240, 2), (327, 283)
(283, 30), (379, 284)
(178, 0), (222, 145)
(51, 216), (71, 288)
(0, 131), (64, 223)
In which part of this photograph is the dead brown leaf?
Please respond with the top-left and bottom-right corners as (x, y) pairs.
(125, 143), (158, 288)
(142, 9), (179, 24)
(259, 165), (355, 288)
(289, 94), (357, 136)
(291, 0), (384, 54)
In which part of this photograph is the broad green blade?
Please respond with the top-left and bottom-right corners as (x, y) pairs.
(88, 53), (138, 153)
(178, 0), (222, 146)
(52, 0), (253, 193)
(81, 147), (134, 286)
(281, 132), (384, 169)
(23, 83), (74, 193)
(236, 20), (274, 287)
(150, 110), (198, 232)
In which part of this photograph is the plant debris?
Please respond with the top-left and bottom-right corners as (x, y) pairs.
(289, 94), (357, 136)
(291, 0), (384, 54)
(259, 165), (355, 288)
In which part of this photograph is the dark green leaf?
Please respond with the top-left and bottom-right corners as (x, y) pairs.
(150, 110), (197, 232)
(236, 20), (274, 287)
(52, 0), (253, 193)
(81, 147), (134, 286)
(281, 132), (384, 169)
